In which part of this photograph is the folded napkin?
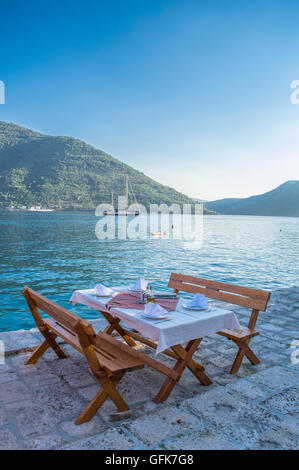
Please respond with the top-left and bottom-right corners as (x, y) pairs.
(130, 278), (148, 291)
(187, 293), (209, 308)
(144, 302), (168, 318)
(94, 284), (114, 296)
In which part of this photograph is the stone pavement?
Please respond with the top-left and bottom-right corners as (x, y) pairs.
(0, 286), (298, 450)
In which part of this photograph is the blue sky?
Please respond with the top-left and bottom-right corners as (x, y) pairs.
(0, 0), (298, 199)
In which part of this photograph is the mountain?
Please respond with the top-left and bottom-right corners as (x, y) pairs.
(204, 181), (299, 217)
(0, 122), (212, 212)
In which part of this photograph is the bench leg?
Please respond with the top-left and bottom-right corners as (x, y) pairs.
(76, 373), (128, 425)
(25, 332), (67, 365)
(230, 339), (260, 374)
(239, 341), (260, 365)
(98, 374), (129, 411)
(25, 339), (51, 365)
(23, 292), (67, 364)
(230, 347), (246, 374)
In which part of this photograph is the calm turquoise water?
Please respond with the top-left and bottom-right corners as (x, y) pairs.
(0, 211), (298, 331)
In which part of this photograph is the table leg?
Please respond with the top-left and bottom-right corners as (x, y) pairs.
(154, 339), (211, 403)
(121, 328), (213, 389)
(172, 343), (212, 386)
(97, 316), (212, 402)
(99, 309), (137, 347)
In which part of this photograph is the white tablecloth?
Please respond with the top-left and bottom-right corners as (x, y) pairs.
(70, 286), (241, 354)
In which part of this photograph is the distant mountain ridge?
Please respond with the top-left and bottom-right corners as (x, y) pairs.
(205, 181), (299, 217)
(0, 122), (213, 212)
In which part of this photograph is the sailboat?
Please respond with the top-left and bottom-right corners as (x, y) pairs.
(103, 175), (140, 216)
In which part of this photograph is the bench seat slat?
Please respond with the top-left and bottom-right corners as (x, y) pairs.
(92, 335), (144, 371)
(217, 327), (259, 340)
(44, 318), (143, 375)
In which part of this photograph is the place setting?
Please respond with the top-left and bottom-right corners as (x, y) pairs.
(85, 278), (181, 322)
(105, 278), (179, 318)
(142, 301), (172, 322)
(182, 293), (210, 311)
(81, 279), (215, 323)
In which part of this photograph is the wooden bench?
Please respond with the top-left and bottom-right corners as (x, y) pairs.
(23, 287), (144, 424)
(168, 273), (270, 374)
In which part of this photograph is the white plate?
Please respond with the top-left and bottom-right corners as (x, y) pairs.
(182, 304), (209, 311)
(142, 314), (171, 320)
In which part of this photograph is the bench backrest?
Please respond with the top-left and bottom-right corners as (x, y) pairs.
(168, 273), (270, 312)
(23, 286), (95, 336)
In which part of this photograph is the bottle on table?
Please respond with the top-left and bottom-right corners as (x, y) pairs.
(146, 286), (155, 303)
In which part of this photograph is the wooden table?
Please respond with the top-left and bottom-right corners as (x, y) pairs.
(70, 286), (241, 403)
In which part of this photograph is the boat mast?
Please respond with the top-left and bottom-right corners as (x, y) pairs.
(125, 174), (128, 210)
(111, 190), (114, 208)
